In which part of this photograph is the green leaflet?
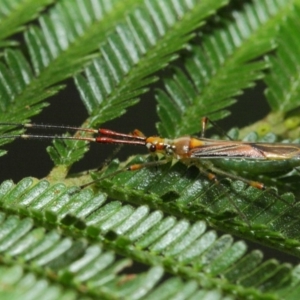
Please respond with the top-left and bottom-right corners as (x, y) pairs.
(0, 0), (54, 46)
(0, 177), (298, 299)
(0, 0), (143, 144)
(156, 0), (290, 137)
(265, 4), (300, 113)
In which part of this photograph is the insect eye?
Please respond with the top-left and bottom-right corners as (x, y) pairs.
(149, 144), (156, 152)
(146, 142), (157, 152)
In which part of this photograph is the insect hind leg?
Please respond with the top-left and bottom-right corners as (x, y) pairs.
(201, 117), (233, 140)
(211, 163), (292, 205)
(195, 163), (250, 226)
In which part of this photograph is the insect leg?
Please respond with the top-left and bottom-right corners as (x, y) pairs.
(201, 117), (233, 140)
(196, 164), (250, 226)
(201, 161), (292, 206)
(79, 159), (169, 189)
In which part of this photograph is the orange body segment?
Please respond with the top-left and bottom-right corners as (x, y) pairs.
(189, 137), (205, 149)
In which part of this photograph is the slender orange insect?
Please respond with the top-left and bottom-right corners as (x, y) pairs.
(0, 118), (298, 224)
(1, 118), (299, 191)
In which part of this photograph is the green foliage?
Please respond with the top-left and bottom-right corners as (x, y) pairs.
(0, 0), (54, 47)
(0, 178), (299, 299)
(0, 0), (145, 148)
(156, 0), (280, 137)
(1, 0), (300, 298)
(75, 0), (228, 126)
(265, 5), (300, 113)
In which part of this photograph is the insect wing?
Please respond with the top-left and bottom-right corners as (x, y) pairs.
(249, 143), (300, 159)
(189, 139), (300, 160)
(188, 139), (265, 159)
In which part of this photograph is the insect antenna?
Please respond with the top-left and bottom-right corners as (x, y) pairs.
(0, 122), (98, 134)
(0, 122), (146, 145)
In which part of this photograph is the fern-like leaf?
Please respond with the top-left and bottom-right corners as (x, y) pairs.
(265, 4), (300, 114)
(0, 0), (145, 148)
(156, 0), (290, 137)
(49, 0), (228, 165)
(0, 177), (299, 299)
(0, 0), (54, 47)
(75, 0), (229, 126)
(0, 49), (58, 153)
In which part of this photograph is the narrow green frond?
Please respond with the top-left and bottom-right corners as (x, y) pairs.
(0, 149), (6, 157)
(0, 0), (144, 147)
(0, 0), (54, 47)
(24, 0), (138, 79)
(0, 214), (162, 298)
(156, 0), (292, 137)
(0, 177), (299, 299)
(75, 0), (229, 126)
(46, 138), (89, 166)
(0, 266), (77, 299)
(265, 4), (300, 113)
(50, 0), (228, 165)
(0, 49), (58, 114)
(0, 49), (60, 148)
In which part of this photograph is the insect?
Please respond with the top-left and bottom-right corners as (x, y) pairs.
(0, 118), (298, 224)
